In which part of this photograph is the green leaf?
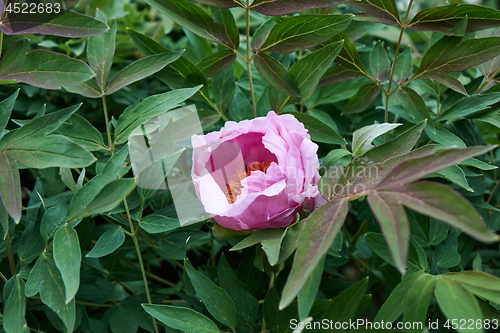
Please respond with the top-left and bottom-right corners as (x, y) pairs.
(367, 191), (409, 273)
(3, 275), (27, 333)
(402, 273), (436, 333)
(0, 10), (109, 37)
(341, 83), (380, 114)
(435, 231), (461, 268)
(105, 51), (184, 95)
(185, 261), (237, 331)
(74, 179), (136, 219)
(86, 226), (125, 258)
(251, 18), (277, 52)
(425, 126), (466, 148)
(212, 65), (235, 112)
(298, 255), (325, 321)
(63, 79), (102, 98)
(230, 229), (284, 251)
(280, 198), (348, 309)
(196, 50), (236, 78)
(438, 93), (500, 122)
(18, 221), (45, 264)
(436, 165), (473, 192)
(139, 215), (180, 234)
(396, 87), (433, 124)
(53, 224), (81, 303)
(289, 41), (343, 102)
(408, 4), (500, 35)
(318, 65), (364, 87)
(87, 15), (117, 90)
(66, 146), (128, 220)
(218, 253), (259, 327)
(369, 40), (391, 81)
(254, 53), (300, 97)
(0, 89), (19, 137)
(0, 152), (21, 224)
(211, 7), (239, 49)
(25, 253), (76, 333)
(55, 114), (107, 151)
(382, 182), (499, 243)
(114, 86), (201, 144)
(441, 271), (500, 304)
(429, 218), (449, 246)
(322, 149), (352, 169)
(128, 29), (209, 100)
(415, 36), (500, 80)
(289, 112), (346, 145)
(328, 32), (366, 73)
(430, 72), (468, 95)
(392, 47), (413, 85)
(260, 14), (353, 54)
(434, 277), (483, 333)
(0, 39), (94, 89)
(251, 0), (348, 16)
(375, 271), (431, 323)
(193, 0), (243, 8)
(145, 0), (235, 48)
(41, 205), (69, 242)
(352, 123), (401, 157)
(142, 304), (219, 333)
(345, 0), (401, 25)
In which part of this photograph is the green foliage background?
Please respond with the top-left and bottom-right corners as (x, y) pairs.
(1, 0), (500, 332)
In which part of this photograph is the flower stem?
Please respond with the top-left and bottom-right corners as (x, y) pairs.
(246, 0), (257, 118)
(123, 199), (160, 333)
(0, 31), (4, 59)
(101, 95), (113, 152)
(384, 0), (414, 142)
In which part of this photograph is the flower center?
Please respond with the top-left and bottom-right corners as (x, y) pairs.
(225, 158), (272, 204)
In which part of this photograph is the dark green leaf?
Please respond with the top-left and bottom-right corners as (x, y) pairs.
(0, 42), (94, 89)
(196, 50), (236, 78)
(0, 152), (21, 224)
(435, 231), (461, 268)
(230, 229), (284, 251)
(3, 275), (27, 333)
(352, 123), (401, 157)
(318, 65), (364, 87)
(55, 114), (106, 151)
(211, 7), (239, 49)
(145, 0), (235, 48)
(25, 253), (76, 333)
(297, 255), (325, 321)
(381, 182), (499, 243)
(18, 221), (45, 264)
(212, 65), (235, 112)
(415, 36), (500, 79)
(254, 53), (300, 97)
(392, 47), (413, 85)
(428, 73), (467, 95)
(41, 205), (69, 242)
(345, 0), (401, 25)
(289, 112), (346, 145)
(289, 41), (343, 102)
(280, 198), (348, 309)
(105, 51), (184, 95)
(54, 224), (81, 303)
(369, 40), (391, 81)
(86, 226), (125, 258)
(435, 165), (473, 192)
(368, 191), (409, 273)
(402, 273), (436, 333)
(396, 87), (433, 123)
(193, 0), (242, 8)
(434, 277), (483, 333)
(0, 10), (109, 37)
(114, 86), (201, 144)
(251, 0), (348, 16)
(142, 304), (219, 333)
(185, 261), (237, 330)
(218, 253), (259, 327)
(341, 83), (380, 114)
(251, 18), (277, 52)
(260, 14), (353, 54)
(438, 93), (500, 122)
(63, 79), (102, 98)
(408, 4), (500, 35)
(139, 215), (180, 234)
(0, 89), (19, 137)
(87, 15), (117, 90)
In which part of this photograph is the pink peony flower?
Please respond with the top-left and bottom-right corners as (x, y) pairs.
(191, 111), (324, 230)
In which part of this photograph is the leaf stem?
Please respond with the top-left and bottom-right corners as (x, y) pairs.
(474, 67), (500, 94)
(384, 0), (414, 142)
(246, 0), (257, 118)
(5, 232), (16, 276)
(101, 95), (113, 152)
(123, 199), (160, 333)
